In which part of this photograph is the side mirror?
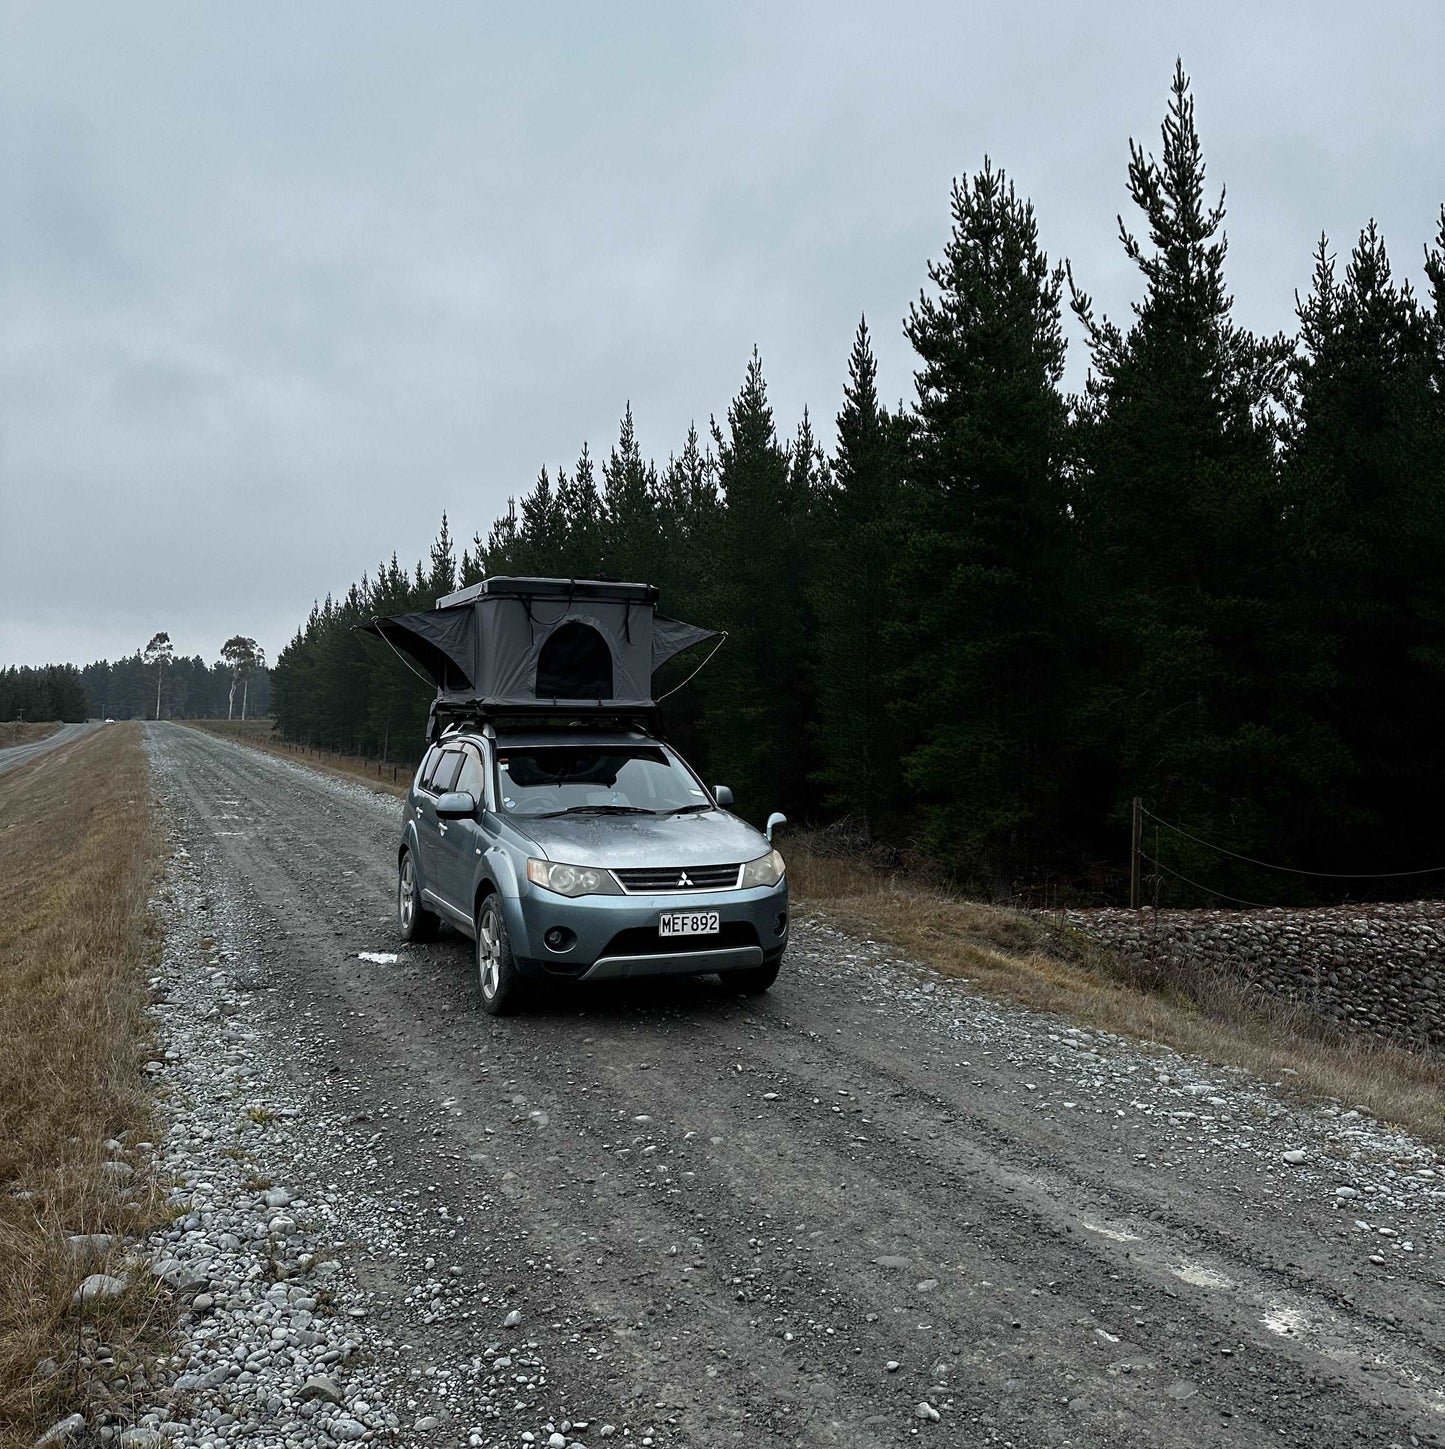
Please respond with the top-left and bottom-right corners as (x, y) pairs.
(765, 811), (787, 842)
(713, 785), (734, 808)
(435, 790), (477, 820)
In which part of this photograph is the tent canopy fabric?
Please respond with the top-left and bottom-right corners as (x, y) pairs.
(360, 576), (720, 715)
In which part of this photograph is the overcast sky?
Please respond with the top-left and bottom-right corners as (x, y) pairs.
(2, 2), (1442, 668)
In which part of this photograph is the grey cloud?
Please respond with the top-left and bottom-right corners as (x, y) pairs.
(2, 0), (1442, 668)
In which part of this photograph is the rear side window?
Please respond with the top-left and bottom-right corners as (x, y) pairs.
(432, 750), (464, 794)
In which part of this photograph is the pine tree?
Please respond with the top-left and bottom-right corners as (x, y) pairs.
(517, 467), (566, 573)
(428, 513), (457, 599)
(1287, 222), (1443, 869)
(601, 405), (659, 583)
(811, 318), (906, 835)
(1068, 62), (1302, 889)
(899, 158), (1072, 889)
(556, 444), (604, 575)
(478, 500), (520, 577)
(703, 350), (814, 820)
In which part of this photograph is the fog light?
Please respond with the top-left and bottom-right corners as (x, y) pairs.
(543, 926), (575, 952)
(775, 912), (788, 936)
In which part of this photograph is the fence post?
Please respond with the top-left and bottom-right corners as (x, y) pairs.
(1130, 796), (1143, 910)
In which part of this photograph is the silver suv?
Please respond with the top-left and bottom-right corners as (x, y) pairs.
(396, 723), (788, 1013)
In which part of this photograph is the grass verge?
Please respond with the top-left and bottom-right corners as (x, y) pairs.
(0, 724), (169, 1447)
(0, 721), (63, 749)
(180, 718), (409, 798)
(790, 840), (1445, 1148)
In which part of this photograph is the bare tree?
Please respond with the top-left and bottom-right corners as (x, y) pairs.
(220, 636), (261, 720)
(143, 631), (174, 720)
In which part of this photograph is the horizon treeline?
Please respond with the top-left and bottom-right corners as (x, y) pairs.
(0, 656), (273, 723)
(273, 65), (1445, 906)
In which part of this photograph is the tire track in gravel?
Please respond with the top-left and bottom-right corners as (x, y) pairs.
(150, 723), (1445, 1449)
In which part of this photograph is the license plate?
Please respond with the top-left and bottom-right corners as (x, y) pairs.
(659, 910), (720, 937)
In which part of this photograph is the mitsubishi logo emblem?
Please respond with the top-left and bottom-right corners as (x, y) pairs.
(678, 872), (694, 887)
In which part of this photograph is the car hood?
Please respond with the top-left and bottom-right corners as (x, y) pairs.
(508, 809), (771, 869)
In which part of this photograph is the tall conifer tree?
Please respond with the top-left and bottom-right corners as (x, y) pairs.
(811, 318), (905, 834)
(1069, 62), (1298, 878)
(1287, 223), (1443, 867)
(704, 350), (812, 819)
(900, 159), (1071, 888)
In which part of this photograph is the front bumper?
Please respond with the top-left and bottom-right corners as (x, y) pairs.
(504, 878), (789, 981)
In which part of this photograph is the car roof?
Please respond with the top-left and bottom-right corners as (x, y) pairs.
(445, 726), (664, 751)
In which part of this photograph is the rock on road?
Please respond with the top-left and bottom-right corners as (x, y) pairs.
(137, 722), (1445, 1449)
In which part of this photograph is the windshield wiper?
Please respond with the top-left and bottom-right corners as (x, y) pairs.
(668, 802), (714, 814)
(535, 804), (658, 817)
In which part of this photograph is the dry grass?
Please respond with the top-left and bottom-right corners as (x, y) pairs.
(0, 724), (169, 1447)
(181, 718), (410, 798)
(0, 721), (63, 749)
(790, 841), (1445, 1148)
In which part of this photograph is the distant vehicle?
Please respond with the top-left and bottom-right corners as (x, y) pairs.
(367, 575), (788, 1014)
(104, 718), (115, 724)
(396, 724), (788, 1013)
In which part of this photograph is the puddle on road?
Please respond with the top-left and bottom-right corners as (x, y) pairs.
(1081, 1220), (1142, 1243)
(1170, 1261), (1236, 1290)
(1263, 1304), (1309, 1335)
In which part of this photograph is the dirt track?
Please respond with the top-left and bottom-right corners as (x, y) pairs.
(143, 722), (1445, 1448)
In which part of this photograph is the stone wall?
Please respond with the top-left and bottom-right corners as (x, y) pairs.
(1059, 900), (1445, 1051)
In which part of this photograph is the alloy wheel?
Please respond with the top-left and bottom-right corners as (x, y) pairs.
(477, 901), (501, 1000)
(399, 855), (416, 931)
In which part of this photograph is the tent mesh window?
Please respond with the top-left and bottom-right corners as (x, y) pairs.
(536, 621), (614, 700)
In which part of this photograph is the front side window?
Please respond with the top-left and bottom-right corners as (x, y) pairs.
(432, 749), (464, 794)
(456, 749), (486, 805)
(417, 746), (443, 791)
(495, 745), (709, 817)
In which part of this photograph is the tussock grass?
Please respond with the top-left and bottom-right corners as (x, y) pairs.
(0, 724), (169, 1446)
(181, 719), (410, 798)
(790, 839), (1445, 1148)
(0, 721), (62, 749)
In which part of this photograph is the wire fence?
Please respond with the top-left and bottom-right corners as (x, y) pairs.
(1134, 803), (1445, 911)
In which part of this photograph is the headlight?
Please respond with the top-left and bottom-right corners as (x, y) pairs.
(740, 848), (785, 889)
(526, 858), (622, 897)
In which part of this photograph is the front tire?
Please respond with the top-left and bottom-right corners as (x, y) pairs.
(723, 956), (782, 995)
(397, 849), (440, 942)
(476, 894), (526, 1015)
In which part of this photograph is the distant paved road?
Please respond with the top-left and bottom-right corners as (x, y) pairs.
(0, 720), (101, 776)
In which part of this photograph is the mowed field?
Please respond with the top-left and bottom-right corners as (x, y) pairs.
(0, 724), (168, 1447)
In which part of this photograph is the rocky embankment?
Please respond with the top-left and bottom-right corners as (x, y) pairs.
(1062, 900), (1445, 1049)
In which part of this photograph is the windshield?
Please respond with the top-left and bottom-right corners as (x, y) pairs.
(494, 745), (710, 817)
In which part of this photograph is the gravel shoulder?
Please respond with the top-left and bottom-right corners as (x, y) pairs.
(130, 722), (1445, 1449)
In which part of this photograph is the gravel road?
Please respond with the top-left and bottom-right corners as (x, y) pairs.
(123, 722), (1445, 1449)
(0, 720), (99, 775)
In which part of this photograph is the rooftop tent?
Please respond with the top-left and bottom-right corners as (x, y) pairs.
(360, 576), (720, 717)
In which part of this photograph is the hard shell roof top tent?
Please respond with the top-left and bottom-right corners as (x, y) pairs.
(359, 576), (721, 741)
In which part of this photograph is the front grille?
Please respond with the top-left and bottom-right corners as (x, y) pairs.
(601, 922), (760, 958)
(613, 863), (742, 893)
